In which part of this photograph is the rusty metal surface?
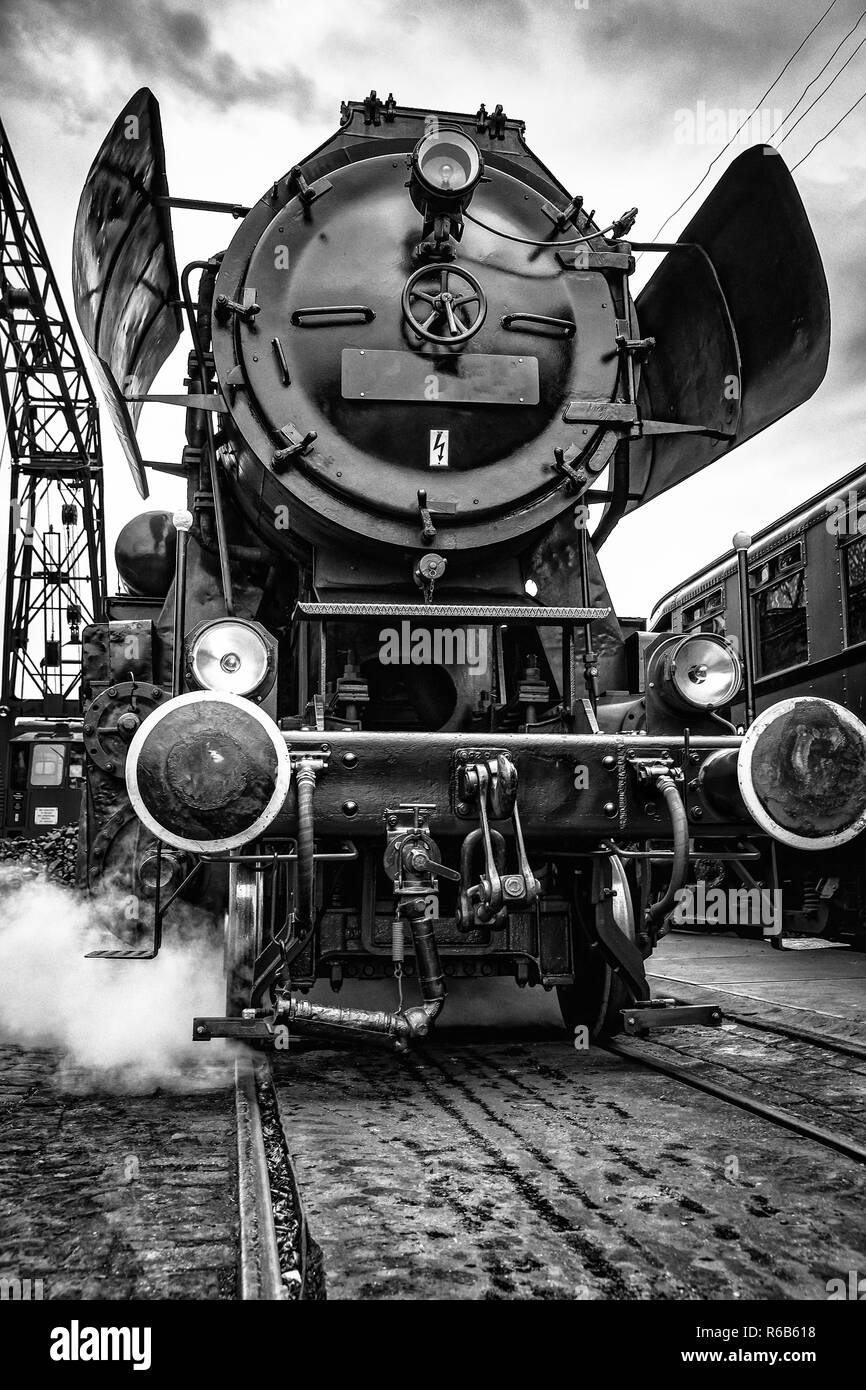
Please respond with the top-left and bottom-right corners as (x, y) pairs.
(273, 728), (742, 839)
(72, 87), (181, 499)
(747, 698), (866, 839)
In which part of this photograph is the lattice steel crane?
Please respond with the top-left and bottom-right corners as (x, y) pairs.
(0, 113), (106, 716)
(0, 112), (106, 833)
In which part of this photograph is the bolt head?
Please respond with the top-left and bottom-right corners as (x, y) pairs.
(602, 754), (615, 769)
(342, 752), (358, 769)
(503, 876), (523, 897)
(603, 801), (616, 817)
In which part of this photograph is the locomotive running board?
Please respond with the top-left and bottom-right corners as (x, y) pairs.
(293, 602), (609, 622)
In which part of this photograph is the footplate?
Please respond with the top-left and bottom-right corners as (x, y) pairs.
(621, 1000), (723, 1036)
(85, 946), (159, 960)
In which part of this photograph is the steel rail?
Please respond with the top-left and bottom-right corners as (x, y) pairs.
(664, 991), (866, 1062)
(604, 1038), (866, 1166)
(234, 1055), (285, 1300)
(717, 1008), (866, 1063)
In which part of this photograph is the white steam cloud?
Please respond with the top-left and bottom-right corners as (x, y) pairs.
(0, 868), (236, 1092)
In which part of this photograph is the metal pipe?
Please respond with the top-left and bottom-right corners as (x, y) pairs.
(577, 524), (599, 711)
(273, 898), (448, 1049)
(179, 260), (234, 616)
(598, 839), (761, 862)
(171, 510), (192, 696)
(733, 531), (755, 727)
(645, 774), (689, 931)
(293, 763), (318, 935)
(152, 839), (164, 954)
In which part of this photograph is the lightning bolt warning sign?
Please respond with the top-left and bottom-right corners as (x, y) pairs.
(429, 429), (449, 468)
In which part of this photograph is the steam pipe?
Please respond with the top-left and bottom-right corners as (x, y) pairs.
(293, 761), (317, 935)
(171, 510), (192, 696)
(645, 774), (689, 932)
(273, 902), (447, 1049)
(180, 259), (234, 616)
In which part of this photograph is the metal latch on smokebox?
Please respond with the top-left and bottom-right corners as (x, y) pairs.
(453, 751), (540, 928)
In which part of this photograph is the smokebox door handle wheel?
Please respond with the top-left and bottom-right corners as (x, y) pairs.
(401, 264), (487, 345)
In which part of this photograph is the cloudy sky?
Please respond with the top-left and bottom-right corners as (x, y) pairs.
(1, 0), (864, 617)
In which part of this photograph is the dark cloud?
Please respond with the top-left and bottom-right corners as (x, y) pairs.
(166, 9), (210, 53)
(0, 0), (329, 130)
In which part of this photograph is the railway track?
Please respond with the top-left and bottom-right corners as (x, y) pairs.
(5, 1014), (862, 1302)
(607, 1009), (866, 1164)
(0, 1043), (238, 1299)
(234, 1055), (322, 1301)
(712, 1008), (866, 1062)
(246, 1022), (866, 1300)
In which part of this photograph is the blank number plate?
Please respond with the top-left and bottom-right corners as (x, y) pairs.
(342, 348), (539, 405)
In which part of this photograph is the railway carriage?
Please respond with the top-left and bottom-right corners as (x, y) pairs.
(650, 463), (866, 941)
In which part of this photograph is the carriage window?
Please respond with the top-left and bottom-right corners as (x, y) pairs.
(29, 743), (65, 787)
(844, 534), (866, 646)
(754, 570), (808, 676)
(749, 541), (803, 590)
(682, 588), (724, 633)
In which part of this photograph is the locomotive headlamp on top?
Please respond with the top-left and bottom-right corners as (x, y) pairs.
(648, 632), (742, 712)
(409, 129), (483, 240)
(185, 618), (275, 700)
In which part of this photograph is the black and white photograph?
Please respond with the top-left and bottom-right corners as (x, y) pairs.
(0, 0), (864, 1360)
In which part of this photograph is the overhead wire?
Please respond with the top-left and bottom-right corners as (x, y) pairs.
(777, 30), (866, 146)
(767, 7), (866, 143)
(790, 86), (866, 168)
(645, 0), (840, 244)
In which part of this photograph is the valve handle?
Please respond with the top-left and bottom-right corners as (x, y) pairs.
(402, 264), (487, 346)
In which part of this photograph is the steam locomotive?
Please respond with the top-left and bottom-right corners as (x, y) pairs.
(71, 88), (866, 1048)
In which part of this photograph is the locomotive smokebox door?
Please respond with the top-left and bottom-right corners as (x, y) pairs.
(211, 130), (622, 558)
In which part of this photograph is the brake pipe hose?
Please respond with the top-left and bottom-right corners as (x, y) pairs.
(293, 760), (318, 936)
(645, 773), (689, 932)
